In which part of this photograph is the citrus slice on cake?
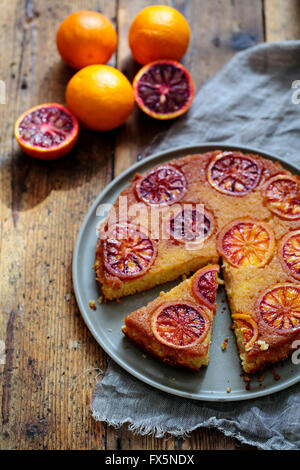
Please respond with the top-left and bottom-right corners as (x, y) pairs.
(135, 165), (186, 206)
(167, 207), (215, 244)
(258, 283), (300, 334)
(103, 224), (157, 279)
(261, 174), (300, 220)
(278, 229), (300, 281)
(207, 152), (262, 196)
(151, 301), (210, 349)
(217, 218), (275, 268)
(191, 265), (219, 312)
(232, 314), (259, 351)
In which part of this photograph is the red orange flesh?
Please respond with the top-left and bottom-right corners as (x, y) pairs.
(14, 103), (78, 160)
(133, 60), (194, 120)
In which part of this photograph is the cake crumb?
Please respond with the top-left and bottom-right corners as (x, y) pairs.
(226, 387), (231, 393)
(229, 323), (234, 330)
(116, 299), (122, 304)
(142, 354), (147, 359)
(181, 274), (187, 281)
(243, 374), (251, 383)
(256, 339), (269, 351)
(270, 368), (280, 381)
(89, 300), (96, 310)
(245, 383), (251, 391)
(98, 296), (103, 304)
(171, 377), (176, 381)
(221, 337), (229, 351)
(258, 373), (264, 383)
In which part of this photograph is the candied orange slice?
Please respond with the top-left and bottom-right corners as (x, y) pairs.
(258, 283), (300, 334)
(217, 218), (275, 268)
(207, 152), (262, 196)
(232, 314), (259, 351)
(151, 301), (210, 349)
(167, 206), (215, 244)
(262, 174), (300, 220)
(191, 265), (219, 312)
(103, 224), (157, 279)
(135, 165), (186, 206)
(278, 230), (300, 281)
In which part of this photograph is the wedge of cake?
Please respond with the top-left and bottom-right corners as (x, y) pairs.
(122, 265), (219, 370)
(219, 217), (300, 373)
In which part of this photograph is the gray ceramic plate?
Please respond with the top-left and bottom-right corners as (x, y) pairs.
(73, 143), (300, 401)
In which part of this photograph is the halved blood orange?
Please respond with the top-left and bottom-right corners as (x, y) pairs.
(217, 218), (275, 268)
(151, 301), (210, 349)
(191, 265), (219, 312)
(261, 174), (300, 220)
(133, 60), (195, 120)
(103, 224), (157, 279)
(14, 103), (79, 160)
(207, 152), (262, 196)
(136, 165), (186, 206)
(258, 283), (300, 334)
(232, 314), (259, 351)
(167, 206), (215, 244)
(278, 230), (300, 281)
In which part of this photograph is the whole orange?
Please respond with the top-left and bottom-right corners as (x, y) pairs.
(56, 10), (117, 69)
(65, 65), (135, 131)
(129, 6), (190, 65)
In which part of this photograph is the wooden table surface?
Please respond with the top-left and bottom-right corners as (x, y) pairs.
(1, 0), (299, 451)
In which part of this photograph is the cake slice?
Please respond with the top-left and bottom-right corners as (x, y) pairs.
(218, 217), (300, 373)
(122, 265), (219, 371)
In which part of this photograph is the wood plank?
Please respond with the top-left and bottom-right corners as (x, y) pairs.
(265, 0), (300, 41)
(0, 0), (116, 450)
(112, 0), (264, 450)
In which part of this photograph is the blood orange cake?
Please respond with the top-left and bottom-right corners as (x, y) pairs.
(94, 149), (300, 373)
(122, 265), (219, 370)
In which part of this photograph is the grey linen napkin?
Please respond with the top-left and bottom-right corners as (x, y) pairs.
(91, 41), (300, 450)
